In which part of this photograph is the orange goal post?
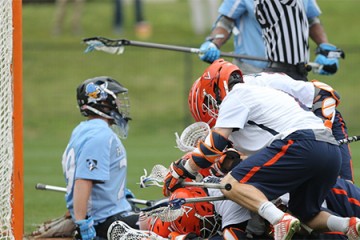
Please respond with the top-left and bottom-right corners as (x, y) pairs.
(0, 0), (23, 239)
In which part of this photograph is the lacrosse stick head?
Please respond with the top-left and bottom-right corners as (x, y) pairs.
(175, 121), (211, 152)
(107, 220), (165, 240)
(139, 164), (169, 188)
(169, 187), (221, 238)
(83, 37), (126, 55)
(189, 59), (243, 128)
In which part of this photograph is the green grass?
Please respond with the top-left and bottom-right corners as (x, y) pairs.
(23, 0), (360, 234)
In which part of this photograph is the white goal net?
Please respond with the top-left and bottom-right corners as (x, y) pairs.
(0, 0), (17, 239)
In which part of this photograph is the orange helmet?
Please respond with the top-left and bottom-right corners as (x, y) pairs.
(188, 59), (243, 127)
(188, 78), (217, 128)
(169, 187), (221, 238)
(149, 217), (172, 238)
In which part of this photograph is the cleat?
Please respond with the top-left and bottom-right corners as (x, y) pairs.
(273, 213), (301, 240)
(346, 217), (360, 240)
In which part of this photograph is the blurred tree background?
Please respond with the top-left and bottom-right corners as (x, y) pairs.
(23, 0), (360, 234)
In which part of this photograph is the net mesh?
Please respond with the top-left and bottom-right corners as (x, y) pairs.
(175, 122), (210, 152)
(145, 206), (184, 222)
(0, 0), (14, 239)
(108, 221), (164, 240)
(139, 164), (169, 188)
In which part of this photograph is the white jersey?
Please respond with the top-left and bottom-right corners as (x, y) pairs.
(214, 83), (326, 156)
(243, 72), (315, 108)
(208, 188), (251, 229)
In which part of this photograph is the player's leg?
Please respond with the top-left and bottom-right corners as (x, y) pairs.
(332, 110), (354, 182)
(326, 178), (360, 218)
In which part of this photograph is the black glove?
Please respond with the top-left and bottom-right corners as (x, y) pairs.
(210, 148), (242, 176)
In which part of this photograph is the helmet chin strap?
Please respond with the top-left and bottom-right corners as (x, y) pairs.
(82, 105), (113, 120)
(83, 105), (129, 139)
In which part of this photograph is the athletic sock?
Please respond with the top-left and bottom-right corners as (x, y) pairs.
(327, 215), (350, 232)
(258, 201), (284, 225)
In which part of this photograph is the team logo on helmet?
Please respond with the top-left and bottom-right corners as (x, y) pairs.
(85, 82), (108, 103)
(202, 71), (211, 80)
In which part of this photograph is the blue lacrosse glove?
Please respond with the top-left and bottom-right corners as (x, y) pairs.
(315, 43), (344, 75)
(75, 217), (96, 240)
(125, 188), (135, 199)
(199, 41), (220, 63)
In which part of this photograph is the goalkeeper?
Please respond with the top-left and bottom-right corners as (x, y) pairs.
(61, 76), (139, 240)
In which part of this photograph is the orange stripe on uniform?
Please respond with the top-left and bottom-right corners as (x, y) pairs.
(331, 188), (360, 207)
(323, 231), (345, 235)
(240, 166), (261, 183)
(240, 140), (294, 183)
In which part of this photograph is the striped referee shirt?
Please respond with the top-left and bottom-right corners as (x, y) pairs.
(254, 0), (309, 65)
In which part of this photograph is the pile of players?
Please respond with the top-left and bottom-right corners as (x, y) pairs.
(137, 59), (360, 240)
(50, 0), (359, 239)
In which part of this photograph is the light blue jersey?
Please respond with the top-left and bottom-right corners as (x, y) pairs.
(62, 118), (131, 225)
(218, 0), (321, 68)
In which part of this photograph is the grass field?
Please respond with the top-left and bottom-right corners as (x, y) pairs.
(23, 0), (360, 234)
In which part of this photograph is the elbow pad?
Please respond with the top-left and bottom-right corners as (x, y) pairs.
(213, 15), (235, 34)
(192, 130), (232, 168)
(312, 80), (340, 122)
(308, 17), (320, 27)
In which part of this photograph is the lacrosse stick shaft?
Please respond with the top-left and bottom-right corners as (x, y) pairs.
(127, 39), (268, 61)
(307, 62), (321, 71)
(128, 40), (322, 69)
(181, 195), (226, 204)
(36, 183), (154, 206)
(140, 195), (226, 212)
(182, 181), (232, 191)
(36, 183), (67, 193)
(127, 198), (154, 206)
(338, 135), (360, 145)
(83, 37), (268, 62)
(84, 37), (322, 66)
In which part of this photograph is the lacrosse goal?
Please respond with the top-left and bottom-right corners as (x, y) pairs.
(0, 1), (23, 239)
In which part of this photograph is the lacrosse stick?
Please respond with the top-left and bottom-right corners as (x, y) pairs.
(138, 164), (231, 190)
(139, 164), (168, 188)
(107, 220), (168, 240)
(83, 37), (324, 71)
(35, 183), (154, 206)
(83, 37), (269, 61)
(175, 121), (211, 152)
(140, 195), (227, 222)
(338, 135), (360, 145)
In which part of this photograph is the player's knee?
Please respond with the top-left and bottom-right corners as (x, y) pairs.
(222, 227), (247, 239)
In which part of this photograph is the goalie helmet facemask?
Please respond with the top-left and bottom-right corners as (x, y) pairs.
(76, 76), (131, 139)
(188, 78), (217, 128)
(189, 59), (243, 127)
